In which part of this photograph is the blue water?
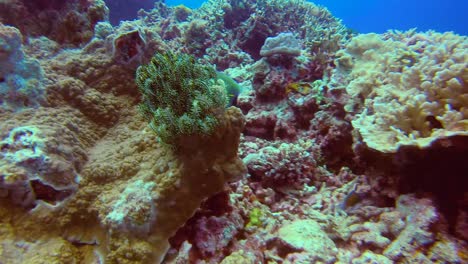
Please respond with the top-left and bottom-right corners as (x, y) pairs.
(108, 0), (467, 35)
(311, 0), (468, 35)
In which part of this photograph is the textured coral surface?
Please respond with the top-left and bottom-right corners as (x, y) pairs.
(0, 1), (467, 264)
(335, 31), (468, 153)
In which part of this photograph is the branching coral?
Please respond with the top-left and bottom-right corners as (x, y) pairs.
(136, 52), (227, 148)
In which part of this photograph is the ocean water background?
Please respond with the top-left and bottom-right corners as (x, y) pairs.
(106, 0), (468, 35)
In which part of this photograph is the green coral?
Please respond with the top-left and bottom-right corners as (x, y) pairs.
(309, 79), (327, 104)
(246, 207), (266, 228)
(136, 52), (227, 148)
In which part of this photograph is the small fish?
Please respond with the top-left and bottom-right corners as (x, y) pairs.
(285, 82), (312, 95)
(340, 184), (364, 210)
(216, 72), (242, 107)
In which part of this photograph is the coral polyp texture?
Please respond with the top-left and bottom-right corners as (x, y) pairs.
(0, 0), (108, 46)
(0, 0), (467, 263)
(0, 23), (44, 111)
(0, 125), (80, 207)
(335, 31), (468, 153)
(136, 52), (227, 148)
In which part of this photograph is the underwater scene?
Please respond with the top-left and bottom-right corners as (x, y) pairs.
(0, 0), (467, 263)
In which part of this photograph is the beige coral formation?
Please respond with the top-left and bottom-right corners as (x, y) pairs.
(0, 101), (245, 263)
(87, 107), (245, 263)
(276, 219), (338, 263)
(0, 103), (245, 263)
(0, 107), (99, 205)
(293, 189), (463, 263)
(0, 211), (83, 264)
(336, 31), (468, 153)
(0, 11), (246, 264)
(1, 1), (466, 263)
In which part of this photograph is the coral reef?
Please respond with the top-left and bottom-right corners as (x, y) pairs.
(243, 139), (318, 190)
(112, 29), (146, 65)
(260, 32), (302, 57)
(196, 0), (348, 61)
(136, 52), (227, 148)
(0, 1), (466, 264)
(271, 219), (338, 263)
(0, 0), (108, 46)
(334, 31), (468, 153)
(0, 23), (44, 111)
(0, 124), (81, 207)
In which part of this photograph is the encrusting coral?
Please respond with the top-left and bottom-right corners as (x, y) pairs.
(0, 23), (44, 111)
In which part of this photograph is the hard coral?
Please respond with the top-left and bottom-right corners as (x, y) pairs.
(0, 0), (108, 46)
(113, 30), (146, 65)
(0, 23), (44, 111)
(192, 213), (243, 258)
(0, 118), (86, 208)
(335, 31), (468, 153)
(270, 219), (338, 263)
(104, 180), (157, 234)
(64, 105), (245, 263)
(173, 4), (192, 22)
(243, 140), (317, 190)
(260, 32), (302, 58)
(251, 54), (323, 102)
(184, 19), (211, 56)
(196, 0), (348, 62)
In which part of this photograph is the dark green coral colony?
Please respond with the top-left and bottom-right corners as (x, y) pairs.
(136, 52), (227, 147)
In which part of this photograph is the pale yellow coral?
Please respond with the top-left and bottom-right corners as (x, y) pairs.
(65, 107), (244, 263)
(0, 41), (246, 262)
(337, 31), (468, 152)
(221, 250), (257, 264)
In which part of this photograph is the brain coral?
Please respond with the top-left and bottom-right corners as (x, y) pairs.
(335, 31), (468, 153)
